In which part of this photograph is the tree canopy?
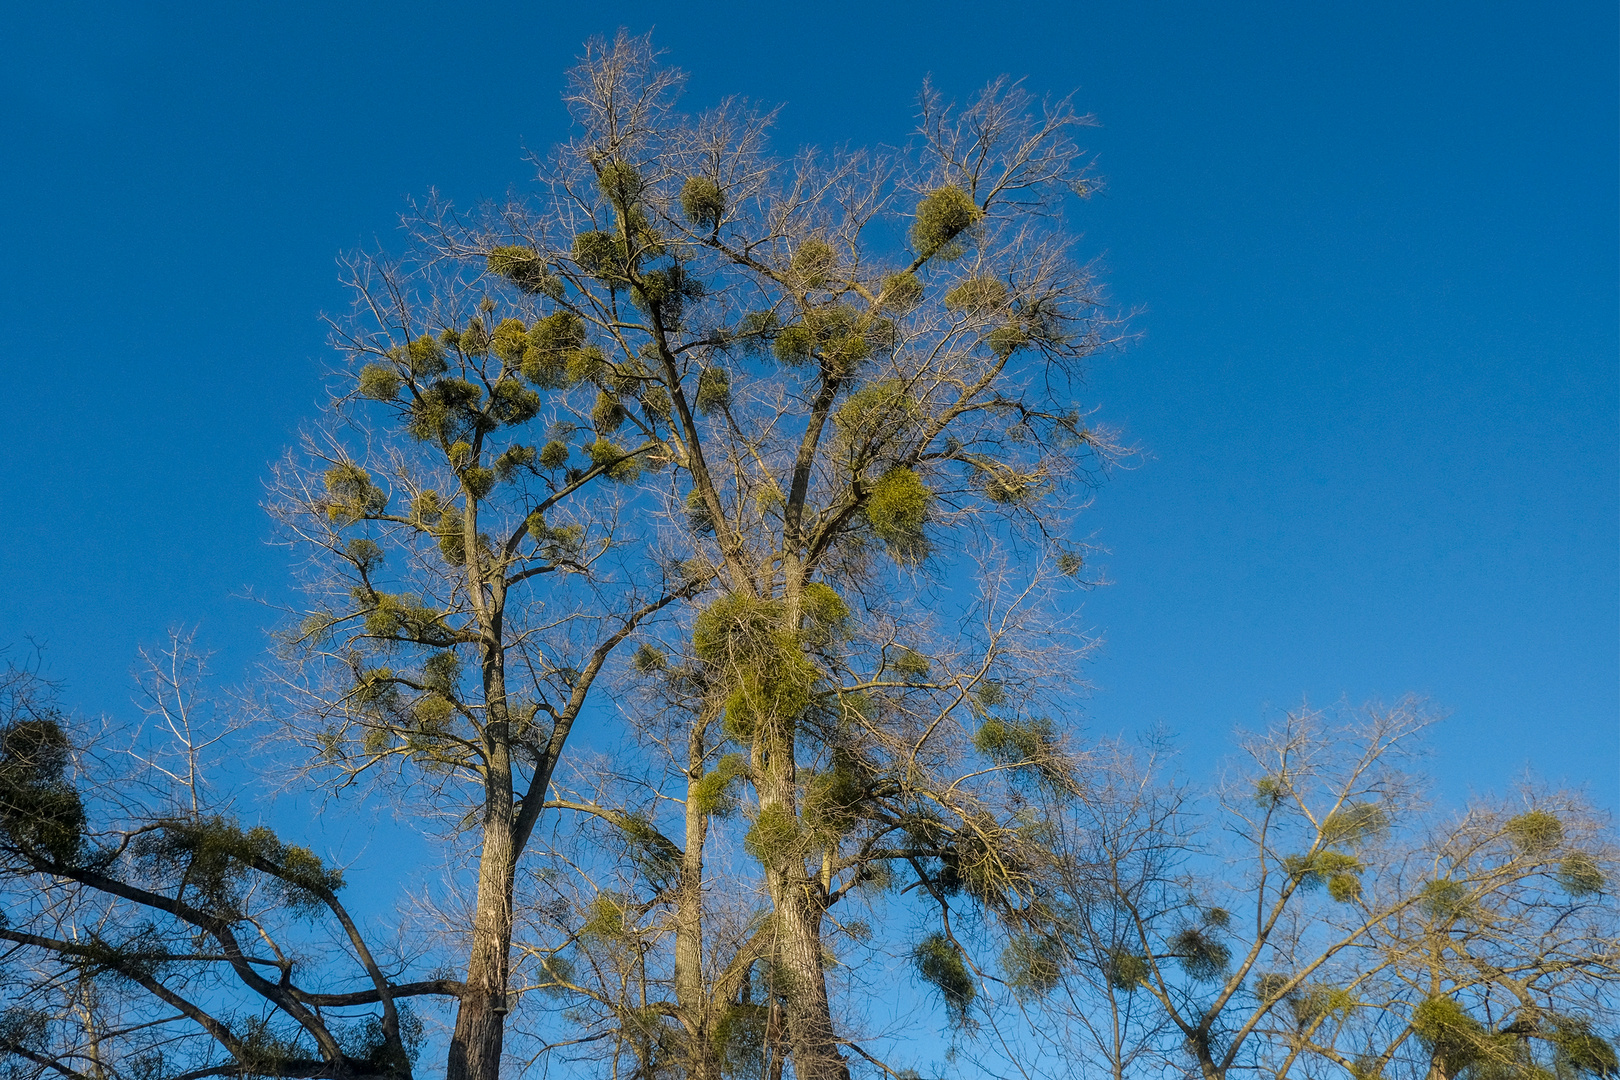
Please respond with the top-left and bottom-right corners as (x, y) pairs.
(0, 30), (1613, 1080)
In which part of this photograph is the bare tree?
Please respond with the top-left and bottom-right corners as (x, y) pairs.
(0, 643), (453, 1080)
(1011, 702), (1620, 1080)
(271, 27), (1123, 1079)
(435, 31), (1119, 1078)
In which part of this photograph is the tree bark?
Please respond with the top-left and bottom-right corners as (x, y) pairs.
(446, 649), (516, 1080)
(678, 727), (721, 1080)
(758, 561), (850, 1080)
(770, 867), (847, 1080)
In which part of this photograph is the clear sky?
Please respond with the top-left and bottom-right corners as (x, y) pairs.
(1, 0), (1614, 812)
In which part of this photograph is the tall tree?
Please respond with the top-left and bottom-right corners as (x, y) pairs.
(400, 30), (1121, 1078)
(267, 51), (701, 1080)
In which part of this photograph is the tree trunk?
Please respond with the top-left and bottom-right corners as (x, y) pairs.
(446, 652), (516, 1080)
(445, 759), (515, 1080)
(678, 727), (721, 1080)
(758, 563), (850, 1080)
(770, 867), (847, 1080)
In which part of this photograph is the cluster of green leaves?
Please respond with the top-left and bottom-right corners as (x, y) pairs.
(0, 713), (84, 866)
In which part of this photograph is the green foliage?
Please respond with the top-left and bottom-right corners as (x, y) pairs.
(432, 504), (470, 563)
(772, 324), (814, 365)
(791, 238), (837, 288)
(494, 443), (537, 480)
(410, 692), (453, 732)
(523, 312), (587, 389)
(133, 818), (342, 918)
(617, 812), (682, 887)
(1411, 995), (1499, 1073)
(714, 1000), (769, 1077)
(233, 1015), (305, 1076)
(631, 643), (666, 674)
(1550, 1016), (1619, 1077)
(1558, 853), (1606, 896)
(692, 593), (819, 740)
(690, 753), (748, 818)
(679, 175), (725, 229)
(526, 514), (585, 564)
(1256, 972), (1291, 1002)
(893, 648), (931, 680)
(802, 303), (870, 372)
(462, 467), (495, 499)
(0, 715), (84, 865)
(573, 230), (626, 283)
(393, 334), (448, 377)
(1104, 949), (1150, 991)
(592, 391), (627, 433)
(1057, 550), (1085, 576)
(596, 160), (646, 210)
(586, 438), (640, 483)
(685, 489), (716, 533)
(345, 537), (383, 572)
(881, 271), (924, 310)
(935, 811), (1029, 907)
(1348, 1056), (1386, 1080)
(1288, 983), (1353, 1028)
(914, 933), (976, 1024)
(865, 466), (930, 564)
(729, 309), (779, 351)
(486, 245), (563, 298)
(979, 463), (1041, 505)
(1321, 803), (1389, 846)
(567, 346), (607, 387)
(695, 366), (731, 415)
(338, 1006), (425, 1077)
(1284, 849), (1365, 890)
(1506, 810), (1565, 853)
(323, 463), (387, 522)
(1255, 774), (1290, 806)
(422, 650), (461, 693)
(1170, 926), (1231, 981)
(406, 377), (487, 444)
(1328, 872), (1363, 903)
(458, 318), (489, 357)
(803, 753), (867, 839)
(800, 582), (851, 645)
(579, 892), (630, 944)
(744, 804), (803, 866)
(987, 324), (1033, 358)
(409, 488), (444, 526)
(1419, 879), (1472, 920)
(640, 384), (671, 418)
(361, 593), (454, 645)
(1002, 933), (1062, 997)
(974, 680), (1007, 708)
(538, 440), (570, 469)
(491, 318), (529, 364)
(944, 275), (1009, 314)
(630, 263), (705, 325)
(974, 716), (1053, 766)
(489, 380), (541, 426)
(358, 363), (403, 401)
(834, 380), (918, 451)
(911, 186), (982, 260)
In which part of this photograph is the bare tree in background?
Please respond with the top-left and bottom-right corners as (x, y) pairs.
(0, 639), (454, 1080)
(1010, 702), (1620, 1080)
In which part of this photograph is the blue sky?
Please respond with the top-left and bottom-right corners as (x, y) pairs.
(1, 0), (1614, 813)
